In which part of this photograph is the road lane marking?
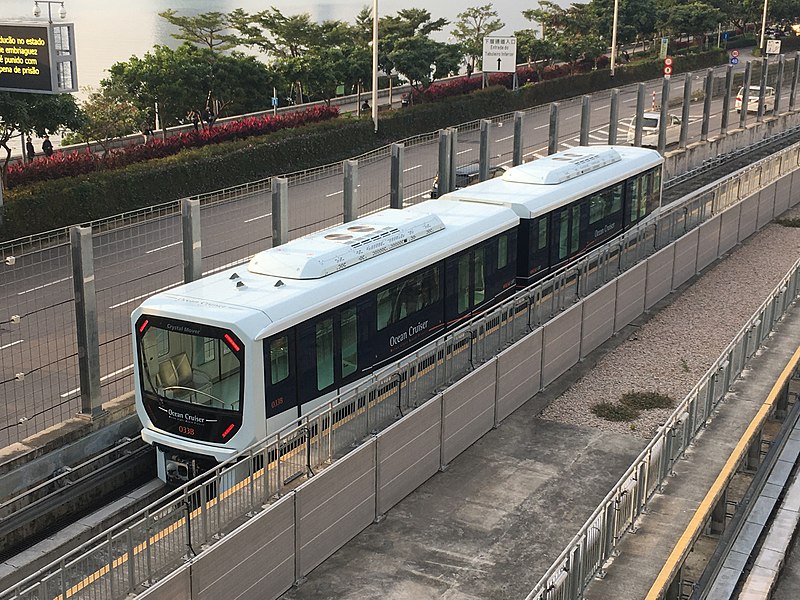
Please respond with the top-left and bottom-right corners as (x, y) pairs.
(244, 213), (271, 223)
(456, 149), (473, 155)
(326, 190), (343, 197)
(496, 135), (513, 142)
(60, 364), (134, 398)
(534, 124), (548, 130)
(109, 282), (181, 310)
(1, 340), (23, 350)
(17, 277), (70, 295)
(589, 133), (606, 141)
(145, 241), (180, 254)
(403, 164), (421, 172)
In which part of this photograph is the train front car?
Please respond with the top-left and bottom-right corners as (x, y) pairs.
(132, 292), (265, 485)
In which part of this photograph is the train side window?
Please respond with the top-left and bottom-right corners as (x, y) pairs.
(457, 254), (470, 313)
(377, 266), (441, 331)
(649, 167), (662, 213)
(341, 307), (358, 378)
(556, 210), (569, 260)
(269, 336), (290, 384)
(533, 217), (547, 252)
(473, 247), (486, 306)
(610, 182), (624, 214)
(497, 234), (508, 270)
(589, 194), (605, 224)
(316, 318), (334, 391)
(570, 205), (580, 253)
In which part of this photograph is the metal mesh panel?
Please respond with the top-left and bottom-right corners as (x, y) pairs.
(0, 234), (78, 446)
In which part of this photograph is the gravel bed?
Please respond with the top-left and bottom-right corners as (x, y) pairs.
(540, 213), (800, 438)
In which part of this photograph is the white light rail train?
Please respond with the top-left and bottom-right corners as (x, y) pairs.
(132, 146), (663, 484)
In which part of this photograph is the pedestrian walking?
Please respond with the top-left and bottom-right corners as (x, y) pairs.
(188, 109), (200, 131)
(26, 136), (35, 161)
(41, 135), (53, 157)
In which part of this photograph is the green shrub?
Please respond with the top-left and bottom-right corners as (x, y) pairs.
(619, 391), (675, 410)
(591, 401), (640, 421)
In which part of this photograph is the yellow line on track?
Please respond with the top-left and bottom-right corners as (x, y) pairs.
(645, 344), (800, 600)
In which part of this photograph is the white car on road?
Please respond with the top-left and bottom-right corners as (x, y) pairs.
(625, 112), (682, 148)
(735, 86), (775, 113)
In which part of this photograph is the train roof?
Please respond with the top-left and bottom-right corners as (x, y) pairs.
(444, 145), (663, 218)
(134, 199), (518, 339)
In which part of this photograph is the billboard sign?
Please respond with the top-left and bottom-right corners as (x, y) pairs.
(0, 22), (77, 93)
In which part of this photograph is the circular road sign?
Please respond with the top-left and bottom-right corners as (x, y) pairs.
(664, 66), (673, 75)
(731, 49), (740, 57)
(664, 57), (673, 66)
(730, 57), (739, 65)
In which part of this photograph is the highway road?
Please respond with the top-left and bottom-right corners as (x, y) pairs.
(0, 52), (790, 446)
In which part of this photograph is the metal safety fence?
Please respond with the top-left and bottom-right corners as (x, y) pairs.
(0, 57), (798, 446)
(4, 130), (800, 600)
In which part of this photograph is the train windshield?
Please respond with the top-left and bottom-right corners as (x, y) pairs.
(135, 316), (244, 412)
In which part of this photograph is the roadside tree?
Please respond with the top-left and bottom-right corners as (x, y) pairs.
(158, 10), (239, 54)
(75, 86), (140, 156)
(451, 4), (505, 73)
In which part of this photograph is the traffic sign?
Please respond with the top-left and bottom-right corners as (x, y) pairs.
(271, 97), (279, 107)
(659, 37), (669, 59)
(766, 39), (782, 55)
(664, 57), (673, 67)
(730, 57), (739, 65)
(482, 36), (517, 73)
(731, 49), (739, 57)
(664, 66), (672, 75)
(723, 32), (729, 41)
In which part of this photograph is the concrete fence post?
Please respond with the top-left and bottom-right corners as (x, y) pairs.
(757, 57), (768, 122)
(608, 89), (619, 145)
(343, 159), (358, 223)
(580, 95), (591, 145)
(634, 83), (646, 147)
(680, 74), (691, 148)
(70, 226), (102, 418)
(775, 54), (785, 115)
(272, 177), (289, 247)
(438, 129), (451, 197)
(721, 65), (732, 135)
(181, 198), (202, 283)
(548, 102), (560, 155)
(479, 119), (491, 181)
(448, 128), (458, 193)
(513, 111), (524, 165)
(658, 76), (671, 154)
(701, 68), (713, 141)
(390, 143), (404, 209)
(790, 52), (799, 111)
(739, 62), (752, 129)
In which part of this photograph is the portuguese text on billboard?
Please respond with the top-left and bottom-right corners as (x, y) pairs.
(0, 25), (51, 92)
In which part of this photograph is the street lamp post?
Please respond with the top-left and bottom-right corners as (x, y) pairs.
(371, 0), (378, 133)
(32, 0), (66, 23)
(610, 0), (620, 77)
(759, 0), (769, 53)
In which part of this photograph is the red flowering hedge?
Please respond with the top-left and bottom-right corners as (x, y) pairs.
(7, 105), (339, 189)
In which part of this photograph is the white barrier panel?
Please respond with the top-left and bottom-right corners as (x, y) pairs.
(496, 328), (544, 422)
(295, 439), (376, 578)
(193, 493), (296, 600)
(672, 229), (699, 289)
(441, 358), (497, 466)
(757, 182), (777, 230)
(789, 171), (800, 208)
(542, 303), (582, 388)
(581, 280), (617, 359)
(614, 262), (647, 333)
(775, 174), (792, 216)
(696, 214), (721, 274)
(645, 244), (675, 311)
(136, 564), (192, 599)
(719, 203), (742, 256)
(738, 193), (760, 241)
(376, 396), (442, 515)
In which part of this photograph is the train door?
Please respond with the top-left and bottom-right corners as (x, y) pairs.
(445, 243), (490, 325)
(517, 216), (550, 285)
(550, 201), (583, 270)
(264, 329), (299, 432)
